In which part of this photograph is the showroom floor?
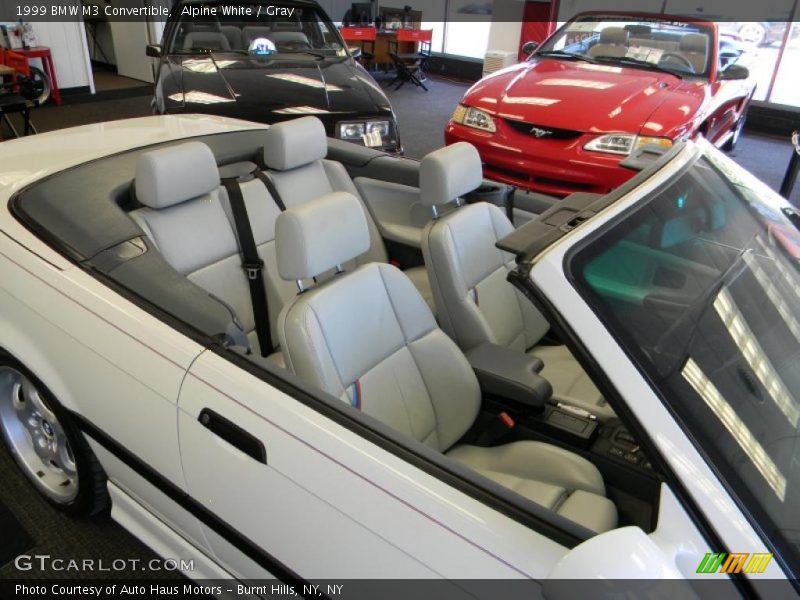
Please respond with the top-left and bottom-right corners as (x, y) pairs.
(1, 72), (799, 578)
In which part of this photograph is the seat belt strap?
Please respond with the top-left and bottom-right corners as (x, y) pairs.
(222, 177), (273, 357)
(252, 169), (286, 212)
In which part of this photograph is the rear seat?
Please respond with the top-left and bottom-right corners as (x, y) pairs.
(129, 140), (287, 364)
(130, 117), (434, 368)
(231, 116), (435, 312)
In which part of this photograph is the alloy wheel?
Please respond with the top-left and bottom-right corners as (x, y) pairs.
(0, 366), (78, 503)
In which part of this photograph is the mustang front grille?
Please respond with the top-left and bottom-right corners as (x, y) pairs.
(504, 119), (583, 140)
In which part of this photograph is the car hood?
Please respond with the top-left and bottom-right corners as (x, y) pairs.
(166, 54), (391, 120)
(465, 58), (701, 135)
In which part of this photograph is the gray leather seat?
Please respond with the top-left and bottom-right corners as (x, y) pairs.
(420, 143), (614, 420)
(183, 31), (231, 52)
(588, 27), (629, 58)
(262, 116), (435, 311)
(678, 33), (708, 73)
(130, 141), (289, 362)
(274, 191), (617, 533)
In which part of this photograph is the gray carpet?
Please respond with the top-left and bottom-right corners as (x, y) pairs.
(0, 436), (174, 580)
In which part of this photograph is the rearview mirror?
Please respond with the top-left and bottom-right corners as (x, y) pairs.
(146, 44), (162, 59)
(349, 46), (362, 59)
(719, 63), (749, 80)
(521, 41), (539, 57)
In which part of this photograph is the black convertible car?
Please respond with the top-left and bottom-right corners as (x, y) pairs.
(149, 0), (400, 152)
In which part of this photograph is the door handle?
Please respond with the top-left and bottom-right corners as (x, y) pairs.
(198, 409), (267, 464)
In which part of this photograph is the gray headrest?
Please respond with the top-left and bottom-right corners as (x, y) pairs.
(276, 192), (370, 280)
(420, 142), (483, 207)
(599, 27), (628, 45)
(183, 31), (231, 51)
(680, 33), (707, 53)
(135, 142), (220, 209)
(263, 116), (328, 171)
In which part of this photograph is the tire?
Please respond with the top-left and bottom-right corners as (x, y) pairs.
(738, 23), (767, 47)
(722, 102), (750, 152)
(19, 66), (51, 105)
(0, 356), (108, 516)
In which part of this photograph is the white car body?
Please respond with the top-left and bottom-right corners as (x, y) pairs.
(0, 116), (794, 596)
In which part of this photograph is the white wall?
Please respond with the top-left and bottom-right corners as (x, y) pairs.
(30, 21), (93, 91)
(486, 0), (526, 54)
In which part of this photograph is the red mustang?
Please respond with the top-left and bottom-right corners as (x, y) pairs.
(445, 12), (756, 197)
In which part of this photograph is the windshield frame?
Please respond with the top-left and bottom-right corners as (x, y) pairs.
(563, 142), (800, 582)
(534, 12), (716, 79)
(164, 0), (350, 60)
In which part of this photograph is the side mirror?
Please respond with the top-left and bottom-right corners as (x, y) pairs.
(349, 46), (362, 59)
(521, 41), (539, 57)
(719, 63), (749, 80)
(542, 527), (698, 599)
(146, 44), (162, 59)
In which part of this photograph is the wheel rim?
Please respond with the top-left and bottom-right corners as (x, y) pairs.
(739, 24), (766, 45)
(0, 367), (78, 503)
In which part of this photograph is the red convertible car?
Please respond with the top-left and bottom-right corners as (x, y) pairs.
(445, 13), (756, 197)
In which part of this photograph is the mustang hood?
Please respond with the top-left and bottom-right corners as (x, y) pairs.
(467, 58), (695, 135)
(169, 55), (390, 121)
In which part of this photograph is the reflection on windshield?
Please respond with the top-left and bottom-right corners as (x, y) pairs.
(538, 16), (713, 77)
(573, 142), (800, 572)
(168, 6), (345, 57)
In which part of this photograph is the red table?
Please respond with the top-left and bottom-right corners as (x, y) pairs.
(13, 46), (61, 105)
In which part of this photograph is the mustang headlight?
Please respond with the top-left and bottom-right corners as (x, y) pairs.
(584, 134), (673, 156)
(337, 120), (393, 147)
(452, 104), (496, 133)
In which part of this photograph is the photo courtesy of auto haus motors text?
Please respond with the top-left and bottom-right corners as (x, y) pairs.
(13, 583), (342, 598)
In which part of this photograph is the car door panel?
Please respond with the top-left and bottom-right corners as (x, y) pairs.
(0, 239), (208, 549)
(178, 350), (566, 581)
(354, 177), (430, 248)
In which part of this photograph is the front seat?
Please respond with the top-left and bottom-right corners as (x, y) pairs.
(262, 116), (435, 312)
(587, 27), (629, 58)
(419, 143), (614, 420)
(183, 31), (231, 52)
(678, 33), (708, 74)
(275, 190), (617, 533)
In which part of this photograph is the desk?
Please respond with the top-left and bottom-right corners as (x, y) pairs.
(13, 47), (61, 105)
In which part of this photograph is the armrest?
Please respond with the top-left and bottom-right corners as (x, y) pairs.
(465, 342), (551, 410)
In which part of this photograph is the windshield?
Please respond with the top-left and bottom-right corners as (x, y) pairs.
(538, 15), (714, 77)
(168, 2), (346, 58)
(571, 144), (800, 575)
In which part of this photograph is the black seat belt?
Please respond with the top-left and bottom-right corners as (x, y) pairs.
(221, 177), (273, 357)
(252, 169), (286, 212)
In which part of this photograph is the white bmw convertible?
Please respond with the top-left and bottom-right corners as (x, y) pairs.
(0, 114), (797, 596)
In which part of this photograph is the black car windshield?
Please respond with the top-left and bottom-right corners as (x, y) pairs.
(168, 2), (347, 57)
(571, 145), (800, 576)
(537, 15), (714, 77)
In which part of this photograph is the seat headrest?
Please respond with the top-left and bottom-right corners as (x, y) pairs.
(599, 27), (628, 45)
(276, 192), (370, 280)
(263, 116), (328, 171)
(420, 142), (483, 207)
(680, 33), (707, 53)
(135, 142), (220, 209)
(183, 31), (231, 51)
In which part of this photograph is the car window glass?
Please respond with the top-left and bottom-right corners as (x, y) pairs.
(169, 4), (345, 56)
(570, 149), (800, 574)
(538, 16), (714, 77)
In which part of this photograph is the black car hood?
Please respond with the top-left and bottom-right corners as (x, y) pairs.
(166, 54), (391, 122)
